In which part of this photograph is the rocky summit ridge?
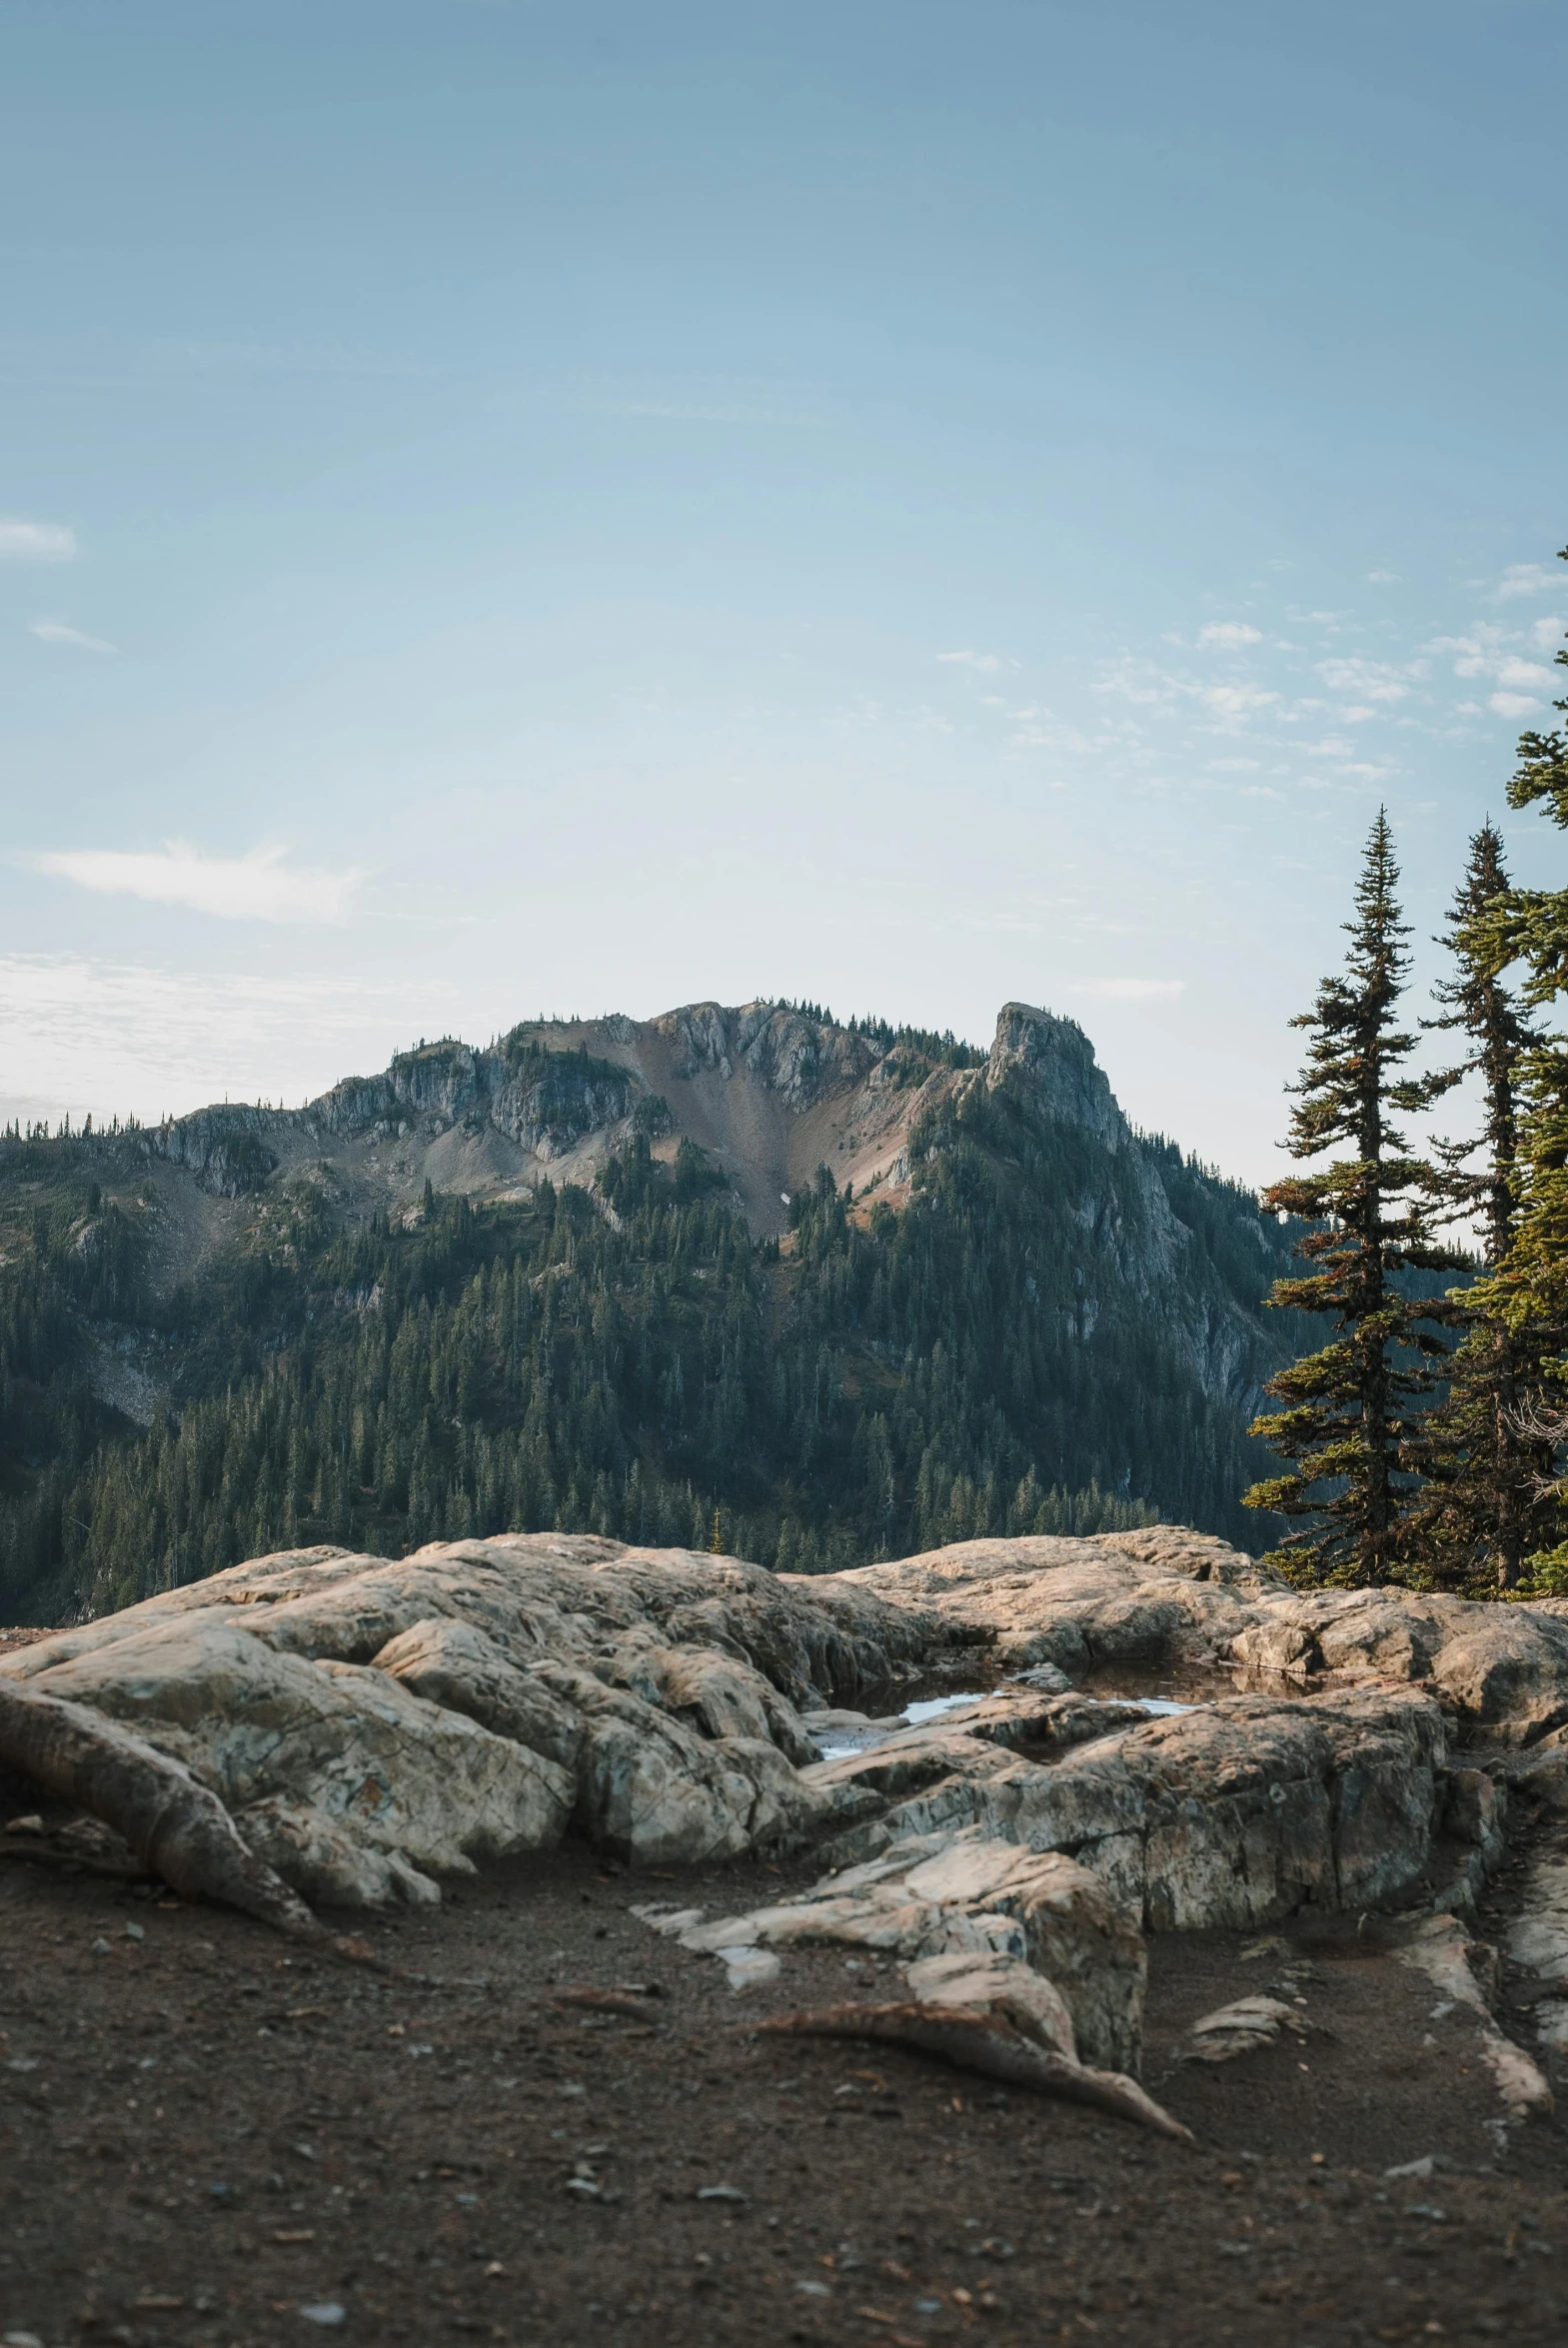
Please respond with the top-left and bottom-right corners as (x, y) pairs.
(129, 995), (1298, 1437)
(148, 998), (1123, 1238)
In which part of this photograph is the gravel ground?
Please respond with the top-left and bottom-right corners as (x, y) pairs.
(2, 1784), (1565, 2348)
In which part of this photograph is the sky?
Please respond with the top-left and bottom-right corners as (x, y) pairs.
(2, 0), (1565, 1186)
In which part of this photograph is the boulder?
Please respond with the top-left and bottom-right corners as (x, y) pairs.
(827, 1527), (1269, 1677)
(642, 1830), (1145, 2070)
(1175, 1994), (1306, 2064)
(0, 1535), (910, 1897)
(814, 1683), (1450, 1932)
(832, 1527), (1568, 1745)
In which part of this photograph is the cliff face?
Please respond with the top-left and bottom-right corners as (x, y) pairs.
(311, 1042), (636, 1163)
(146, 998), (917, 1233)
(984, 1002), (1126, 1151)
(975, 1006), (1276, 1414)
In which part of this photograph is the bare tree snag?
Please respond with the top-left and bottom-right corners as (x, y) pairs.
(759, 2001), (1194, 2142)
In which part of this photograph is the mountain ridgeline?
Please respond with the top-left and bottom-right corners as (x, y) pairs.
(0, 1001), (1313, 1620)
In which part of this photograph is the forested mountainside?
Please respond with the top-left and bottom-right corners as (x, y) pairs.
(0, 1001), (1316, 1620)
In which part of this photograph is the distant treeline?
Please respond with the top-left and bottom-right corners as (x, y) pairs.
(773, 1001), (988, 1070)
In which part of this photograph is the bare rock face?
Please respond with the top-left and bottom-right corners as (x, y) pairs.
(809, 1681), (1452, 1932)
(984, 1005), (1126, 1152)
(0, 1533), (970, 1900)
(9, 1522), (1567, 2123)
(828, 1527), (1284, 1678)
(0, 1524), (1559, 1955)
(12, 1611), (578, 1895)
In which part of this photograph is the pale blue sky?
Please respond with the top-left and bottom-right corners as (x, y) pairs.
(3, 1), (1565, 1180)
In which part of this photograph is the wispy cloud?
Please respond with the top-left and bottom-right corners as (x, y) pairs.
(1093, 654), (1281, 736)
(1071, 978), (1186, 1002)
(1431, 631), (1538, 682)
(0, 953), (458, 1126)
(0, 519), (76, 562)
(1495, 564), (1562, 603)
(1196, 622), (1263, 649)
(29, 619), (119, 655)
(31, 842), (361, 924)
(1194, 683), (1278, 724)
(1316, 656), (1420, 705)
(1429, 627), (1555, 714)
(1367, 570), (1402, 584)
(937, 649), (1004, 673)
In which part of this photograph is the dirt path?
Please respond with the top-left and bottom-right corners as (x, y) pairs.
(2, 1797), (1565, 2348)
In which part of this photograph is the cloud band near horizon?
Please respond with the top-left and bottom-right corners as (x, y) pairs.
(30, 843), (361, 924)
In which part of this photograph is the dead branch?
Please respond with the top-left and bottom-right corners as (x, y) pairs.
(758, 2001), (1194, 2143)
(549, 1986), (667, 2021)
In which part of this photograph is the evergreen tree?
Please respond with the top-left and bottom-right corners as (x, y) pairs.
(1427, 826), (1534, 1265)
(1244, 812), (1460, 1584)
(1405, 826), (1546, 1586)
(1458, 559), (1568, 1577)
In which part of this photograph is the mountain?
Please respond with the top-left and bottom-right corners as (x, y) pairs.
(0, 1001), (1312, 1620)
(140, 1000), (988, 1234)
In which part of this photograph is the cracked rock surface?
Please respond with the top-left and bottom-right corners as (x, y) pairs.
(0, 1533), (971, 1900)
(0, 1522), (1560, 1994)
(9, 1523), (1568, 2180)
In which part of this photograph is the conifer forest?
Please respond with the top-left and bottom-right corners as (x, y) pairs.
(0, 1066), (1301, 1622)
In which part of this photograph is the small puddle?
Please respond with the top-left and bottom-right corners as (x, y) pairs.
(810, 1673), (1212, 1761)
(1075, 1658), (1236, 1709)
(901, 1692), (998, 1727)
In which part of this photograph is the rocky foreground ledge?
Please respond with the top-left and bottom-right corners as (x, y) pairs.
(6, 1525), (1568, 2129)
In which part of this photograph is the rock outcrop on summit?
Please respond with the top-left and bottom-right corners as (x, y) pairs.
(4, 1524), (1564, 1921)
(7, 1523), (1566, 2126)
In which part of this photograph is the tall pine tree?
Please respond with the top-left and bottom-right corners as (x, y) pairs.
(1404, 825), (1546, 1586)
(1458, 556), (1568, 1579)
(1427, 826), (1533, 1266)
(1244, 812), (1459, 1584)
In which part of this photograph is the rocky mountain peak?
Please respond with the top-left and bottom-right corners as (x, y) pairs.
(984, 1004), (1125, 1152)
(141, 997), (1151, 1243)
